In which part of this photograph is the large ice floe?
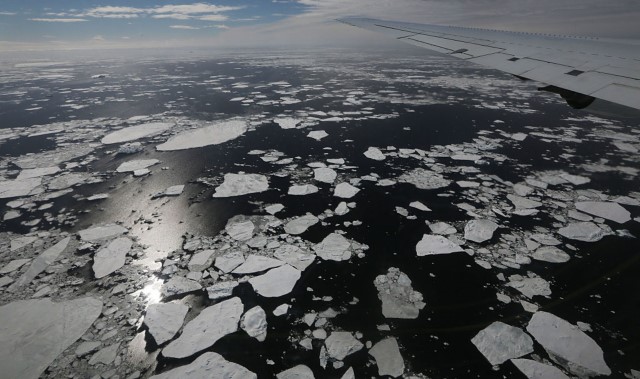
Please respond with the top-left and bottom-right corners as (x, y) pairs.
(213, 173), (269, 197)
(101, 122), (173, 144)
(471, 321), (534, 365)
(374, 268), (425, 319)
(0, 298), (102, 379)
(156, 119), (248, 151)
(162, 297), (243, 358)
(248, 264), (302, 297)
(526, 311), (611, 377)
(416, 234), (464, 256)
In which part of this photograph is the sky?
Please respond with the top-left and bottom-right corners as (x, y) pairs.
(1, 0), (639, 51)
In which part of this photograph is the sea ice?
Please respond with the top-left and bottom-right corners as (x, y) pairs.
(265, 203), (284, 214)
(93, 237), (132, 278)
(369, 337), (405, 377)
(0, 258), (31, 274)
(575, 201), (630, 224)
(364, 147), (386, 161)
(226, 218), (256, 241)
(17, 166), (60, 179)
(88, 342), (119, 365)
(511, 359), (570, 379)
(248, 264), (301, 297)
(116, 159), (159, 173)
(161, 276), (202, 298)
(507, 274), (551, 298)
(416, 234), (464, 256)
(464, 219), (499, 243)
(276, 365), (315, 379)
(374, 268), (425, 319)
(284, 214), (319, 235)
(325, 332), (364, 360)
(275, 118), (302, 129)
(558, 222), (606, 242)
(156, 120), (248, 151)
(101, 122), (173, 144)
(507, 194), (542, 209)
(0, 297), (102, 379)
(144, 303), (189, 345)
(526, 311), (611, 377)
(154, 185), (184, 198)
(232, 254), (285, 274)
(313, 233), (352, 261)
(314, 167), (337, 183)
(150, 352), (256, 379)
(409, 201), (431, 212)
(273, 304), (290, 316)
(162, 297), (243, 359)
(10, 236), (38, 251)
(531, 246), (570, 263)
(429, 222), (457, 235)
(207, 281), (239, 300)
(334, 182), (360, 198)
(288, 184), (320, 195)
(240, 305), (268, 341)
(274, 244), (316, 271)
(471, 321), (534, 365)
(215, 251), (246, 273)
(213, 173), (269, 197)
(307, 130), (329, 140)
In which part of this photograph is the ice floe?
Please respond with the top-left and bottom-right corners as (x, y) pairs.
(307, 130), (328, 141)
(374, 268), (425, 319)
(249, 264), (301, 297)
(289, 184), (319, 195)
(0, 297), (102, 379)
(314, 167), (337, 183)
(0, 177), (42, 198)
(334, 182), (360, 198)
(101, 122), (173, 144)
(364, 147), (386, 161)
(511, 359), (570, 379)
(17, 166), (60, 179)
(144, 303), (189, 345)
(471, 321), (534, 365)
(558, 222), (606, 242)
(232, 254), (285, 274)
(369, 337), (405, 377)
(213, 173), (269, 197)
(274, 244), (316, 271)
(277, 365), (315, 379)
(398, 168), (451, 190)
(240, 305), (268, 341)
(150, 352), (256, 379)
(284, 214), (319, 235)
(313, 233), (353, 261)
(464, 219), (499, 243)
(507, 274), (551, 298)
(531, 246), (570, 263)
(93, 237), (132, 278)
(575, 201), (630, 224)
(8, 237), (70, 291)
(325, 331), (364, 360)
(116, 159), (159, 173)
(526, 311), (610, 377)
(156, 119), (247, 151)
(416, 234), (464, 256)
(162, 297), (243, 358)
(161, 276), (202, 298)
(79, 224), (127, 241)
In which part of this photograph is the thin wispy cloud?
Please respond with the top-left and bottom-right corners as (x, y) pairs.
(170, 25), (200, 29)
(29, 18), (88, 23)
(78, 3), (244, 21)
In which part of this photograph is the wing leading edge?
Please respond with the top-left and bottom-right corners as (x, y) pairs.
(338, 17), (640, 112)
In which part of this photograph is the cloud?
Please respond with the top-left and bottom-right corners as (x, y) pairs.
(79, 2), (242, 22)
(170, 25), (200, 30)
(92, 35), (105, 41)
(0, 11), (16, 16)
(29, 18), (88, 23)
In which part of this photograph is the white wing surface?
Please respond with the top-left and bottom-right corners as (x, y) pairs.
(339, 17), (640, 111)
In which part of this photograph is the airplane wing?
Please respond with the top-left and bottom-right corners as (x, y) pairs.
(338, 17), (640, 112)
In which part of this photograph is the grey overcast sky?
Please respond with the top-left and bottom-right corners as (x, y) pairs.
(0, 0), (638, 51)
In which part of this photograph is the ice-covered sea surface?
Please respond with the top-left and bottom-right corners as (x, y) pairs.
(0, 48), (639, 379)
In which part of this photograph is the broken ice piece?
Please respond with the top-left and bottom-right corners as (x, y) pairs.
(374, 268), (425, 319)
(153, 185), (184, 198)
(428, 222), (456, 235)
(288, 184), (319, 195)
(307, 130), (328, 141)
(325, 331), (364, 360)
(409, 201), (431, 212)
(507, 274), (551, 298)
(240, 306), (268, 342)
(206, 280), (239, 300)
(314, 167), (337, 183)
(213, 173), (269, 198)
(575, 201), (630, 224)
(273, 303), (290, 316)
(276, 365), (314, 379)
(313, 233), (353, 261)
(471, 321), (534, 365)
(144, 303), (189, 345)
(265, 203), (284, 214)
(369, 337), (405, 377)
(415, 234), (464, 256)
(92, 237), (132, 279)
(156, 120), (247, 151)
(364, 147), (386, 161)
(150, 352), (256, 379)
(558, 222), (606, 242)
(511, 359), (570, 379)
(161, 276), (202, 298)
(334, 182), (360, 199)
(79, 224), (127, 242)
(232, 254), (285, 274)
(284, 214), (319, 235)
(116, 159), (159, 173)
(248, 265), (301, 297)
(464, 219), (499, 243)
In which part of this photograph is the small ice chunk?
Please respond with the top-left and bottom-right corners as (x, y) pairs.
(374, 268), (425, 319)
(313, 233), (352, 261)
(276, 365), (314, 379)
(249, 265), (301, 297)
(79, 224), (127, 241)
(335, 202), (349, 216)
(161, 276), (202, 298)
(213, 173), (269, 197)
(409, 201), (431, 212)
(188, 249), (216, 271)
(575, 201), (630, 224)
(307, 130), (328, 141)
(526, 311), (610, 377)
(116, 159), (159, 173)
(275, 117), (302, 129)
(558, 222), (605, 242)
(531, 247), (570, 263)
(288, 184), (319, 195)
(416, 234), (464, 256)
(10, 236), (38, 251)
(511, 359), (570, 379)
(340, 368), (355, 379)
(232, 254), (285, 274)
(314, 167), (337, 183)
(102, 122), (173, 144)
(240, 306), (268, 342)
(273, 244), (316, 271)
(133, 168), (150, 177)
(0, 259), (31, 274)
(162, 297), (243, 359)
(93, 237), (132, 279)
(334, 182), (360, 198)
(150, 352), (256, 379)
(155, 185), (184, 197)
(273, 304), (290, 316)
(325, 332), (364, 360)
(559, 173), (590, 186)
(364, 147), (386, 161)
(285, 214), (319, 235)
(369, 337), (405, 377)
(471, 321), (534, 365)
(87, 193), (109, 201)
(265, 203), (284, 214)
(464, 219), (499, 243)
(429, 222), (457, 235)
(507, 195), (542, 209)
(144, 303), (189, 345)
(215, 251), (245, 273)
(157, 120), (247, 151)
(226, 218), (256, 241)
(88, 343), (119, 365)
